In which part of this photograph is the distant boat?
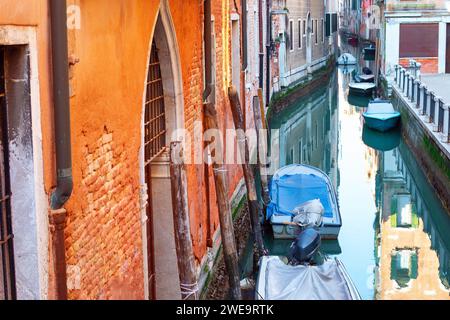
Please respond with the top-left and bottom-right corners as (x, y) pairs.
(337, 53), (357, 65)
(363, 100), (401, 132)
(256, 256), (361, 300)
(363, 45), (376, 60)
(267, 165), (342, 240)
(349, 82), (376, 96)
(362, 125), (401, 151)
(338, 64), (356, 75)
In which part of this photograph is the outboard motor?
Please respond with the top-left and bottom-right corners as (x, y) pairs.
(288, 228), (321, 265)
(362, 67), (373, 75)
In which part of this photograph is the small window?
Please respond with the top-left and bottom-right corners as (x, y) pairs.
(315, 20), (318, 44)
(322, 19), (325, 43)
(289, 20), (294, 51)
(299, 139), (303, 164)
(302, 20), (306, 36)
(298, 20), (302, 49)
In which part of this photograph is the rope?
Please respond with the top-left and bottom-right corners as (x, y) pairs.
(180, 282), (199, 300)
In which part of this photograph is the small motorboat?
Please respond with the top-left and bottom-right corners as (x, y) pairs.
(348, 82), (376, 96)
(256, 255), (361, 300)
(337, 53), (357, 65)
(363, 45), (376, 60)
(355, 74), (375, 83)
(338, 64), (356, 75)
(267, 165), (342, 240)
(363, 100), (401, 132)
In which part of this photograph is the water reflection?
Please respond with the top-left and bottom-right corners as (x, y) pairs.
(374, 141), (450, 299)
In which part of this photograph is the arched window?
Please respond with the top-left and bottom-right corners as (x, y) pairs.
(144, 40), (167, 163)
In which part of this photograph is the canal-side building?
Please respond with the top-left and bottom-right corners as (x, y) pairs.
(340, 0), (362, 37)
(0, 0), (257, 300)
(380, 0), (450, 77)
(340, 0), (377, 42)
(269, 0), (337, 95)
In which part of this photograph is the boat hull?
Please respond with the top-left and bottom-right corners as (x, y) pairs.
(349, 86), (375, 96)
(363, 115), (400, 132)
(270, 222), (341, 240)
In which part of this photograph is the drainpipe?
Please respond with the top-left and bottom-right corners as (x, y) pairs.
(203, 0), (213, 102)
(49, 0), (73, 300)
(203, 0), (213, 246)
(265, 0), (272, 106)
(240, 0), (247, 128)
(258, 0), (264, 90)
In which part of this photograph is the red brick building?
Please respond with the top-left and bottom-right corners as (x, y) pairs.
(0, 0), (263, 300)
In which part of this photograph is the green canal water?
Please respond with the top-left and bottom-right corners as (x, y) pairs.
(251, 62), (450, 300)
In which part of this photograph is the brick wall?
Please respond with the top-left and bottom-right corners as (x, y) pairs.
(66, 129), (144, 299)
(399, 57), (438, 74)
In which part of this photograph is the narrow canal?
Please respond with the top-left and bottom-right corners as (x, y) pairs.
(257, 43), (450, 300)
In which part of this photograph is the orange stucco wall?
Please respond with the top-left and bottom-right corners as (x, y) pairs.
(0, 0), (245, 299)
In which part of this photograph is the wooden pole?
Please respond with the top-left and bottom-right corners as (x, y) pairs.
(228, 87), (266, 256)
(203, 102), (242, 300)
(255, 89), (270, 205)
(169, 142), (198, 300)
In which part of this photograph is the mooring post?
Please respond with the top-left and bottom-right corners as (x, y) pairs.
(203, 102), (242, 300)
(228, 86), (266, 257)
(169, 142), (198, 300)
(256, 88), (270, 206)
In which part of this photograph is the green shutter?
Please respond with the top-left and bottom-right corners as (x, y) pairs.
(410, 253), (418, 279)
(390, 196), (398, 228)
(411, 204), (419, 228)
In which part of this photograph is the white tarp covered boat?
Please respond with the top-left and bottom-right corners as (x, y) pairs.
(337, 53), (357, 65)
(256, 256), (361, 300)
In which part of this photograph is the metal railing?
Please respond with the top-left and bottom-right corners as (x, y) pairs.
(394, 64), (450, 143)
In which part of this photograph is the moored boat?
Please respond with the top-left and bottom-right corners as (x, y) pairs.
(355, 74), (375, 83)
(337, 53), (357, 65)
(255, 256), (361, 300)
(267, 165), (342, 240)
(363, 100), (401, 132)
(363, 45), (376, 60)
(348, 82), (376, 96)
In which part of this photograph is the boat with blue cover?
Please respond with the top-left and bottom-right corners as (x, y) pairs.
(363, 100), (401, 132)
(267, 164), (342, 240)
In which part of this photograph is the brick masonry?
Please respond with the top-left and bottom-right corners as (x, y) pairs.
(66, 129), (144, 299)
(399, 57), (439, 74)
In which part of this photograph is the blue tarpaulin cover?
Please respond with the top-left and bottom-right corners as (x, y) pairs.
(267, 166), (333, 220)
